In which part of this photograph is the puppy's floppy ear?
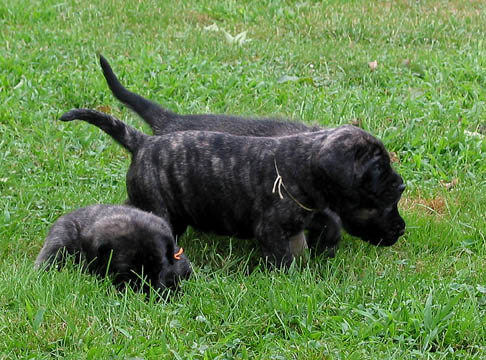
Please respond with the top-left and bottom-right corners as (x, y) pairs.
(316, 142), (370, 191)
(358, 146), (390, 194)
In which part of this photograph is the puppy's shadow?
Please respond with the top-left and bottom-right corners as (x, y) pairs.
(178, 228), (262, 276)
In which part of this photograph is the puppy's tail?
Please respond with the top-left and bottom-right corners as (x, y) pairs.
(60, 109), (145, 154)
(99, 54), (175, 133)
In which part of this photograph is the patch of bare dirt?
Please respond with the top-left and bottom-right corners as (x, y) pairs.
(400, 195), (449, 216)
(96, 105), (112, 114)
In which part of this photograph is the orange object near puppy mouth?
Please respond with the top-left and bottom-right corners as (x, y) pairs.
(174, 248), (184, 260)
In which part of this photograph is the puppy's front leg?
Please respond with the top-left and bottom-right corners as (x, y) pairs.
(306, 210), (342, 257)
(289, 232), (308, 257)
(257, 228), (295, 269)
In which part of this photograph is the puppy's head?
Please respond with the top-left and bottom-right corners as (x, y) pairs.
(89, 212), (192, 293)
(315, 126), (406, 246)
(133, 224), (192, 293)
(157, 242), (192, 292)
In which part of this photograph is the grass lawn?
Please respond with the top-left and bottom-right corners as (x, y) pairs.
(1, 0), (486, 358)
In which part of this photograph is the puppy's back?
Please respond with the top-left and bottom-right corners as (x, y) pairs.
(34, 205), (116, 269)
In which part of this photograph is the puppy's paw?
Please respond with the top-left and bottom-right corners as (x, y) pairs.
(321, 244), (338, 258)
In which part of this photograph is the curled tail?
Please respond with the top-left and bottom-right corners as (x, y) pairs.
(99, 54), (174, 133)
(60, 109), (145, 154)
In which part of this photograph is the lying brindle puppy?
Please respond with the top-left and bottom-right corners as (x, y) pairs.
(59, 109), (406, 268)
(99, 54), (342, 255)
(35, 204), (192, 293)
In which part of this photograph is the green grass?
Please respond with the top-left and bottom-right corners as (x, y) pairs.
(1, 0), (486, 358)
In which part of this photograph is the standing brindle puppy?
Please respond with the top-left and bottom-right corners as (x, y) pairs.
(98, 55), (342, 255)
(59, 109), (406, 268)
(35, 205), (192, 293)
